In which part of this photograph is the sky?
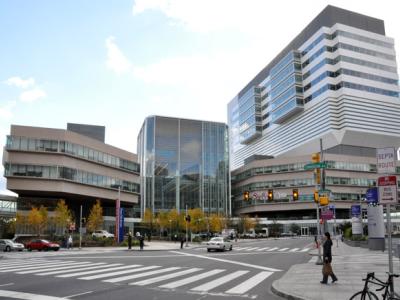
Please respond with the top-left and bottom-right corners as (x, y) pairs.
(1, 0), (399, 195)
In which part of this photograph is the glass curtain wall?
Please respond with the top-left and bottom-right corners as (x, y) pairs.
(139, 116), (230, 216)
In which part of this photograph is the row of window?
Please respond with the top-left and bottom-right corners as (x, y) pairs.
(4, 163), (140, 194)
(301, 29), (394, 57)
(270, 62), (302, 89)
(303, 68), (398, 92)
(232, 161), (378, 182)
(270, 51), (301, 77)
(302, 42), (395, 69)
(234, 176), (377, 195)
(6, 136), (140, 173)
(271, 97), (303, 123)
(270, 86), (303, 111)
(271, 74), (303, 99)
(304, 80), (399, 103)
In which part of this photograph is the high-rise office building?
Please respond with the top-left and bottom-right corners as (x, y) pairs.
(137, 116), (230, 216)
(228, 5), (400, 170)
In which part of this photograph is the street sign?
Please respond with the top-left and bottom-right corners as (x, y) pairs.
(351, 205), (361, 217)
(366, 187), (379, 204)
(377, 148), (396, 174)
(319, 189), (331, 195)
(321, 206), (334, 220)
(378, 175), (398, 204)
(304, 162), (327, 170)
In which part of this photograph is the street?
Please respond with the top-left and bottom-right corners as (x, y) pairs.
(0, 237), (313, 300)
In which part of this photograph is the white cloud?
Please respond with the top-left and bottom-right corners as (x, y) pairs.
(0, 101), (17, 120)
(4, 76), (35, 89)
(105, 36), (132, 75)
(19, 88), (47, 103)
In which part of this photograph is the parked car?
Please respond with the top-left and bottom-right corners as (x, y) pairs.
(0, 239), (25, 252)
(206, 237), (233, 252)
(26, 239), (60, 251)
(92, 230), (114, 238)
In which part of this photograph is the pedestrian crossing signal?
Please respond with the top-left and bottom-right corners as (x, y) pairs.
(243, 191), (250, 201)
(268, 189), (273, 201)
(314, 191), (319, 203)
(293, 189), (299, 201)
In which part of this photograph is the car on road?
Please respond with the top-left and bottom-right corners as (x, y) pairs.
(26, 239), (60, 251)
(92, 230), (114, 238)
(206, 237), (233, 252)
(0, 239), (25, 252)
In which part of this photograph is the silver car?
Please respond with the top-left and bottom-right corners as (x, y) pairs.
(206, 237), (233, 252)
(0, 239), (25, 252)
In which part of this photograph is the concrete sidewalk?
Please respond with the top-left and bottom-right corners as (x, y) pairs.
(272, 240), (400, 300)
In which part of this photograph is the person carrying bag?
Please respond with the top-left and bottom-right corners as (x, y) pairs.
(320, 232), (338, 284)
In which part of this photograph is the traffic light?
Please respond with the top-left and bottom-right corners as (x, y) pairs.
(243, 191), (250, 201)
(293, 189), (299, 201)
(185, 215), (191, 223)
(268, 189), (273, 201)
(319, 195), (329, 206)
(314, 190), (319, 203)
(311, 153), (320, 163)
(81, 217), (86, 226)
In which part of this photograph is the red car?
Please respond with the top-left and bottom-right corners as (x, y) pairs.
(26, 239), (60, 251)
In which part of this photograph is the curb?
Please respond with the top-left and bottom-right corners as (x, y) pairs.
(271, 281), (307, 300)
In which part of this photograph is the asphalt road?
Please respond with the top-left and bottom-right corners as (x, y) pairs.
(0, 237), (314, 300)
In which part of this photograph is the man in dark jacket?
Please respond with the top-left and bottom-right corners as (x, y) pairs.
(128, 232), (132, 250)
(321, 232), (338, 284)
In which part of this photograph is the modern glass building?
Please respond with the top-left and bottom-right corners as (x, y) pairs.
(137, 116), (230, 216)
(228, 5), (400, 170)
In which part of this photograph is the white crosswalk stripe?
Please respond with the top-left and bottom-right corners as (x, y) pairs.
(1, 258), (278, 296)
(130, 268), (202, 286)
(159, 269), (225, 289)
(80, 265), (158, 281)
(16, 262), (96, 274)
(245, 247), (260, 251)
(300, 248), (310, 252)
(225, 271), (273, 294)
(256, 247), (270, 251)
(267, 247), (279, 251)
(278, 248), (289, 252)
(0, 259), (48, 267)
(103, 267), (181, 283)
(0, 261), (75, 272)
(190, 270), (249, 292)
(37, 263), (117, 276)
(289, 248), (300, 252)
(55, 264), (138, 278)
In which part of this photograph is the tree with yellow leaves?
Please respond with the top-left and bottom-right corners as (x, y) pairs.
(188, 208), (206, 233)
(54, 199), (73, 233)
(27, 205), (48, 236)
(87, 200), (103, 233)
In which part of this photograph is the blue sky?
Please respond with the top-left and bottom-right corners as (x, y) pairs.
(1, 0), (399, 194)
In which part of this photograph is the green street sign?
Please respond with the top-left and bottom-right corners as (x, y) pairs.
(319, 189), (331, 195)
(304, 162), (327, 170)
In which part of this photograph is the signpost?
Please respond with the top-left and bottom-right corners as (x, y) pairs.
(366, 187), (379, 204)
(351, 205), (361, 217)
(377, 147), (397, 295)
(321, 206), (334, 220)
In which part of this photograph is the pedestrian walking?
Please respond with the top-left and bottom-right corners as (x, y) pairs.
(67, 235), (73, 250)
(320, 232), (338, 284)
(128, 231), (132, 250)
(314, 235), (318, 248)
(180, 236), (185, 249)
(139, 234), (144, 251)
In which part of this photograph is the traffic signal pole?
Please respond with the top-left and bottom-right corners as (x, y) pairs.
(315, 138), (324, 265)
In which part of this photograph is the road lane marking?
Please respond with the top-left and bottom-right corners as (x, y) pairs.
(190, 270), (248, 292)
(169, 251), (281, 272)
(16, 262), (96, 274)
(159, 269), (225, 289)
(103, 267), (180, 283)
(256, 247), (270, 251)
(278, 248), (289, 252)
(225, 271), (273, 294)
(79, 265), (154, 280)
(0, 260), (62, 269)
(130, 268), (202, 286)
(300, 248), (310, 252)
(0, 289), (67, 300)
(266, 247), (279, 251)
(245, 247), (260, 251)
(64, 291), (93, 298)
(0, 283), (14, 287)
(0, 259), (48, 267)
(289, 248), (300, 252)
(37, 263), (115, 276)
(0, 261), (75, 272)
(56, 264), (137, 278)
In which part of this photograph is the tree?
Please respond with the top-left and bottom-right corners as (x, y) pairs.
(143, 208), (156, 241)
(0, 217), (15, 238)
(188, 208), (206, 233)
(54, 199), (73, 233)
(87, 200), (103, 233)
(209, 214), (225, 233)
(157, 211), (170, 237)
(27, 206), (48, 236)
(289, 223), (301, 235)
